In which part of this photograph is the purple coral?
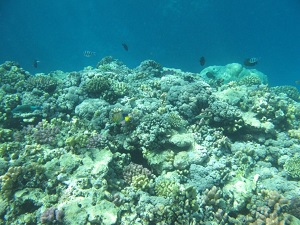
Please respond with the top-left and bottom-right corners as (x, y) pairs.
(28, 121), (60, 145)
(86, 133), (104, 148)
(41, 207), (64, 224)
(123, 162), (153, 184)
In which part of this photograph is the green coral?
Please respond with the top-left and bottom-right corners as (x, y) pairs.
(112, 81), (129, 96)
(65, 134), (88, 149)
(284, 156), (300, 178)
(155, 179), (180, 197)
(238, 75), (262, 86)
(82, 76), (110, 95)
(27, 75), (58, 92)
(167, 112), (186, 130)
(131, 174), (151, 190)
(0, 128), (13, 143)
(0, 142), (21, 158)
(0, 61), (29, 93)
(0, 163), (45, 200)
(0, 166), (22, 198)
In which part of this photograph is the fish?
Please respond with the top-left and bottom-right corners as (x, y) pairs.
(206, 71), (215, 79)
(295, 80), (300, 85)
(111, 111), (130, 125)
(83, 51), (96, 57)
(12, 105), (42, 114)
(199, 56), (205, 66)
(33, 59), (40, 68)
(122, 43), (128, 51)
(244, 57), (259, 66)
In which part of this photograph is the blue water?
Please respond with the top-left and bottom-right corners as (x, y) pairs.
(0, 0), (299, 86)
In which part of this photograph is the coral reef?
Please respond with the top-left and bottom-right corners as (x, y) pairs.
(271, 85), (300, 101)
(40, 207), (64, 224)
(27, 75), (59, 92)
(123, 162), (153, 184)
(0, 61), (30, 93)
(135, 60), (163, 77)
(1, 59), (300, 224)
(284, 156), (300, 178)
(82, 75), (110, 95)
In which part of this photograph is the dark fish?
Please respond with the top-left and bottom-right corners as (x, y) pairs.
(122, 43), (128, 51)
(12, 105), (42, 114)
(83, 51), (96, 57)
(206, 71), (215, 79)
(244, 57), (259, 66)
(199, 56), (205, 66)
(33, 59), (40, 68)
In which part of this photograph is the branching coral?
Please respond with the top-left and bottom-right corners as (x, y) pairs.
(27, 75), (58, 92)
(0, 166), (22, 198)
(0, 61), (29, 93)
(123, 162), (153, 186)
(284, 156), (300, 178)
(24, 120), (60, 146)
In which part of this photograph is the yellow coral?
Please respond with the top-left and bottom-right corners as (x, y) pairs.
(131, 174), (150, 190)
(288, 129), (300, 139)
(155, 179), (179, 197)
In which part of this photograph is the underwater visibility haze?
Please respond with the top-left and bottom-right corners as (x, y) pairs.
(1, 0), (300, 86)
(1, 0), (300, 224)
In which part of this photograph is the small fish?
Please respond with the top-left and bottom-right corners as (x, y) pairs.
(12, 105), (42, 114)
(122, 43), (128, 51)
(83, 51), (96, 57)
(295, 80), (300, 85)
(244, 57), (259, 66)
(111, 111), (130, 125)
(33, 59), (40, 68)
(199, 56), (205, 66)
(206, 71), (215, 79)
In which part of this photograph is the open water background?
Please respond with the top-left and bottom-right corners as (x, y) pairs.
(0, 0), (299, 86)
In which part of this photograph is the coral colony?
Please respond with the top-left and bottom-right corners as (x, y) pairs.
(1, 58), (300, 224)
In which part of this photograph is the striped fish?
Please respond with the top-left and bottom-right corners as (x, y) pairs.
(244, 57), (259, 66)
(83, 51), (96, 57)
